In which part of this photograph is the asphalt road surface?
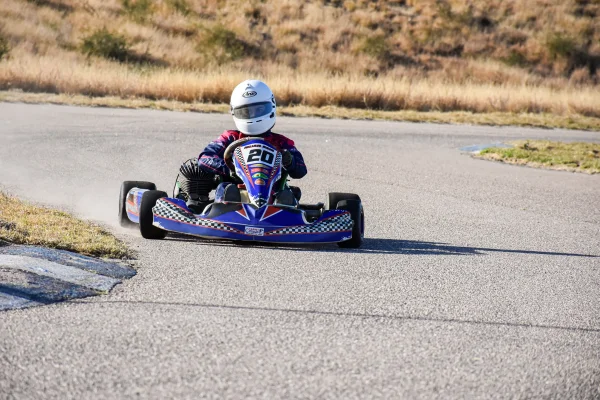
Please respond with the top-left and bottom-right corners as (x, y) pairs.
(1, 103), (599, 399)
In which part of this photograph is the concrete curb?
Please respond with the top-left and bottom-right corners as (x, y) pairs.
(0, 244), (136, 311)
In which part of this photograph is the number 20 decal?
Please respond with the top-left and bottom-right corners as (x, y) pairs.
(247, 148), (275, 165)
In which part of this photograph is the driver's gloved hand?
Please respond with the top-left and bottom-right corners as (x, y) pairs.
(282, 150), (293, 168)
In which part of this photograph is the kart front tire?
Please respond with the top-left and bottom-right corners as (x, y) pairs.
(327, 192), (361, 210)
(119, 181), (156, 227)
(336, 199), (364, 249)
(139, 190), (168, 239)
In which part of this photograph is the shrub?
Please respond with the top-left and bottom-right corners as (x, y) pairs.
(196, 25), (252, 64)
(0, 34), (9, 61)
(121, 0), (154, 23)
(546, 33), (577, 59)
(503, 50), (528, 67)
(358, 35), (390, 60)
(166, 0), (189, 16)
(81, 28), (131, 62)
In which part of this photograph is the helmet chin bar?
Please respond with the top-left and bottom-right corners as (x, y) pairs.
(234, 119), (275, 136)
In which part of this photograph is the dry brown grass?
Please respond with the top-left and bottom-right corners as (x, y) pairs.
(0, 192), (130, 258)
(0, 0), (599, 121)
(2, 51), (599, 118)
(3, 90), (600, 131)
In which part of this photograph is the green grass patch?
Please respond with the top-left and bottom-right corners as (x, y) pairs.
(478, 140), (600, 174)
(0, 192), (130, 258)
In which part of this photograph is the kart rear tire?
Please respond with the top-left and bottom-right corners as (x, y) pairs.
(336, 199), (364, 249)
(327, 192), (361, 210)
(139, 190), (168, 239)
(119, 181), (156, 227)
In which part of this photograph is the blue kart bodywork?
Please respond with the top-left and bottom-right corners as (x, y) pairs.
(126, 189), (354, 243)
(123, 138), (358, 244)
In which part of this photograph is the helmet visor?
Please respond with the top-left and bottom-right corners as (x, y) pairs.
(233, 102), (273, 120)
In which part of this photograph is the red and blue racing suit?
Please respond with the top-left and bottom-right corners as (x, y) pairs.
(198, 130), (307, 179)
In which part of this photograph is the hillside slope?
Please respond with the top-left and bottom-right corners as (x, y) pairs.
(0, 0), (599, 118)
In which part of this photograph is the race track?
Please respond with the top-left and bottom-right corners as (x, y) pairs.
(1, 103), (599, 399)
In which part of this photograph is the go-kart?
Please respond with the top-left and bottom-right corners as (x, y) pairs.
(118, 137), (364, 248)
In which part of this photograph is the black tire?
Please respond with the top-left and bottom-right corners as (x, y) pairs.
(119, 181), (156, 227)
(327, 192), (361, 210)
(336, 199), (364, 249)
(139, 190), (168, 239)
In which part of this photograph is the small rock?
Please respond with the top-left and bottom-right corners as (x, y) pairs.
(0, 220), (16, 231)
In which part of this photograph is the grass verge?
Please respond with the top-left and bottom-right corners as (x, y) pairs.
(476, 140), (600, 174)
(0, 192), (130, 258)
(1, 91), (599, 131)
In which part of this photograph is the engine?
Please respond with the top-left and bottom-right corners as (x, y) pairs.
(175, 159), (214, 203)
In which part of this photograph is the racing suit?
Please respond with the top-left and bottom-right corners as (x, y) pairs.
(198, 130), (307, 179)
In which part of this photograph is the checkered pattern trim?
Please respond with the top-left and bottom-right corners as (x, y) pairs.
(271, 153), (282, 178)
(153, 199), (244, 234)
(235, 148), (252, 180)
(266, 213), (353, 235)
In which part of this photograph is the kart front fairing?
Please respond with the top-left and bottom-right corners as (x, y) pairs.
(151, 197), (353, 243)
(126, 139), (354, 243)
(231, 139), (282, 208)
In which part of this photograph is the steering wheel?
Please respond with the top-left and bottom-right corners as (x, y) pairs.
(223, 137), (282, 172)
(223, 137), (288, 190)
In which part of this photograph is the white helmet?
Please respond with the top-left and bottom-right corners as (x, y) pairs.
(230, 80), (276, 136)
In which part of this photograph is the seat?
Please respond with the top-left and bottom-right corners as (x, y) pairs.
(273, 189), (296, 206)
(215, 183), (242, 203)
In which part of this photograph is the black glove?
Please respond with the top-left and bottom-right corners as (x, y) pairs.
(282, 150), (293, 168)
(228, 168), (241, 183)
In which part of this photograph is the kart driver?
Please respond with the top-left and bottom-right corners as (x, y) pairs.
(180, 80), (307, 210)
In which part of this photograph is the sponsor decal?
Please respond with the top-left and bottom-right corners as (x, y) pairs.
(252, 172), (269, 179)
(255, 178), (265, 185)
(242, 90), (257, 98)
(129, 191), (140, 207)
(126, 202), (136, 214)
(251, 168), (271, 174)
(245, 226), (264, 236)
(253, 197), (267, 207)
